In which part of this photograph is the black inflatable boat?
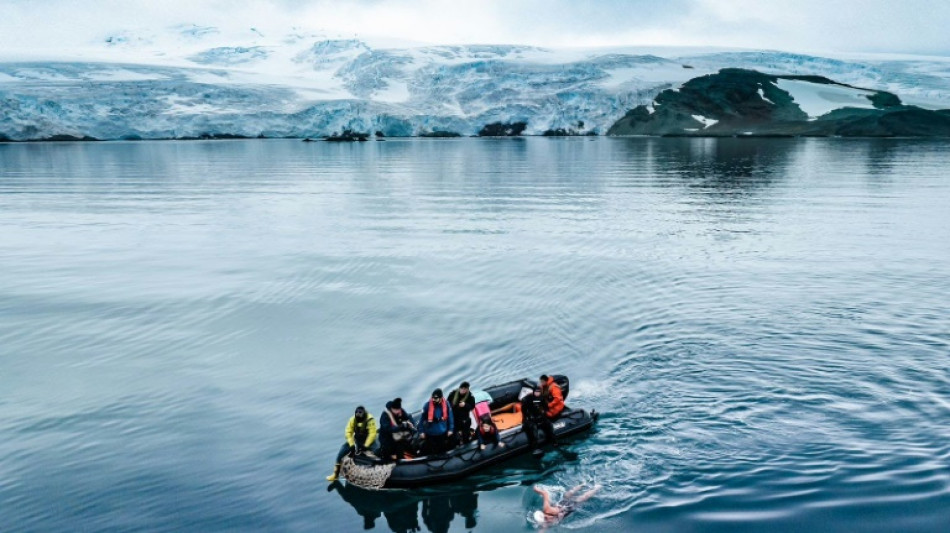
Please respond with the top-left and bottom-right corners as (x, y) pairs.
(343, 375), (597, 489)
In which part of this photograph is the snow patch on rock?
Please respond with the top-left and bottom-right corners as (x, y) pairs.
(776, 79), (876, 118)
(691, 114), (719, 128)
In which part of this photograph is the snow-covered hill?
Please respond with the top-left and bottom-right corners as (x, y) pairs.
(1, 26), (949, 140)
(608, 68), (950, 137)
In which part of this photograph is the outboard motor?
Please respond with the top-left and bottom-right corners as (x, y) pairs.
(552, 374), (570, 400)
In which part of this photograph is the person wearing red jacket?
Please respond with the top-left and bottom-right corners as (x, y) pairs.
(540, 375), (564, 419)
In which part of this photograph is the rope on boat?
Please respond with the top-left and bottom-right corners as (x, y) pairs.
(341, 456), (395, 490)
(426, 446), (481, 473)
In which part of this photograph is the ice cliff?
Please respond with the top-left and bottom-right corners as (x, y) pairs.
(1, 29), (949, 141)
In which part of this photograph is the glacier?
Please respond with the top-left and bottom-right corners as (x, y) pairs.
(2, 29), (950, 141)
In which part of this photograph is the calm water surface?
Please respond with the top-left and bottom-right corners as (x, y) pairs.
(1, 138), (948, 532)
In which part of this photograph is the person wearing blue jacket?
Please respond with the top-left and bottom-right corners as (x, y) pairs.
(418, 388), (454, 456)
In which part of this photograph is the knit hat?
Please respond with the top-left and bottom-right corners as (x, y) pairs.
(391, 397), (402, 409)
(460, 381), (470, 389)
(432, 388), (444, 399)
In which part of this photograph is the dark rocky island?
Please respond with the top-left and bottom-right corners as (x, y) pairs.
(607, 68), (950, 137)
(419, 130), (462, 137)
(324, 129), (370, 142)
(542, 121), (597, 136)
(478, 121), (527, 137)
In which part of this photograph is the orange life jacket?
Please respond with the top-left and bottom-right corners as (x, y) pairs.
(427, 399), (448, 422)
(542, 377), (565, 418)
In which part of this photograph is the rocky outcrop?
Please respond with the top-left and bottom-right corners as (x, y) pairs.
(478, 121), (527, 136)
(324, 128), (369, 141)
(419, 130), (462, 137)
(608, 68), (950, 137)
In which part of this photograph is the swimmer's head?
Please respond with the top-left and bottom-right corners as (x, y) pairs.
(532, 510), (545, 524)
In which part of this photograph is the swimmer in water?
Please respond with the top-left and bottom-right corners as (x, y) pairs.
(532, 483), (601, 528)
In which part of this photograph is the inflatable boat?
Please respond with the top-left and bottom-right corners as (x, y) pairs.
(342, 375), (597, 489)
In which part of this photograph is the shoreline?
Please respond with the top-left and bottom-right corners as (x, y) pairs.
(4, 133), (950, 144)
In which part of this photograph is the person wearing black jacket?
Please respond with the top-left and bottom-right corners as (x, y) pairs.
(378, 398), (415, 462)
(520, 385), (558, 454)
(448, 381), (476, 445)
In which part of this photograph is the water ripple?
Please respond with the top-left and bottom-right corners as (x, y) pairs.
(2, 138), (949, 532)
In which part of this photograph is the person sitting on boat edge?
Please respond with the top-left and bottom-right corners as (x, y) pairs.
(418, 388), (454, 456)
(476, 414), (506, 451)
(540, 374), (565, 419)
(448, 381), (476, 445)
(520, 385), (557, 455)
(379, 397), (415, 462)
(327, 405), (378, 481)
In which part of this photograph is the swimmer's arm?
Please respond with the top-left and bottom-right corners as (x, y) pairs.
(574, 484), (602, 504)
(532, 486), (558, 515)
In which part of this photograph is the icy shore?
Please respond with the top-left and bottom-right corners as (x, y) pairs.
(2, 33), (950, 141)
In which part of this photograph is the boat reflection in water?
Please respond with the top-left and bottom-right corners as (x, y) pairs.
(329, 481), (478, 533)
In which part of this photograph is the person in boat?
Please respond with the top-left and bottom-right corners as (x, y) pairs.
(520, 385), (557, 454)
(418, 388), (454, 456)
(378, 397), (415, 462)
(540, 374), (565, 419)
(476, 414), (506, 450)
(531, 484), (601, 528)
(471, 386), (493, 424)
(448, 381), (476, 445)
(327, 405), (378, 482)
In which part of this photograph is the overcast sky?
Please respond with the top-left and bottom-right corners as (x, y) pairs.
(3, 0), (949, 55)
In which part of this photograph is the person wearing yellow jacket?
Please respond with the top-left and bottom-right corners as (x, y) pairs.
(327, 405), (378, 482)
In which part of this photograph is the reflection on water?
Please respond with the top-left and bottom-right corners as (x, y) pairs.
(330, 482), (420, 532)
(330, 483), (479, 533)
(1, 138), (949, 532)
(649, 136), (796, 184)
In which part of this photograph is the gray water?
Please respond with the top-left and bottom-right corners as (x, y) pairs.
(1, 138), (948, 532)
